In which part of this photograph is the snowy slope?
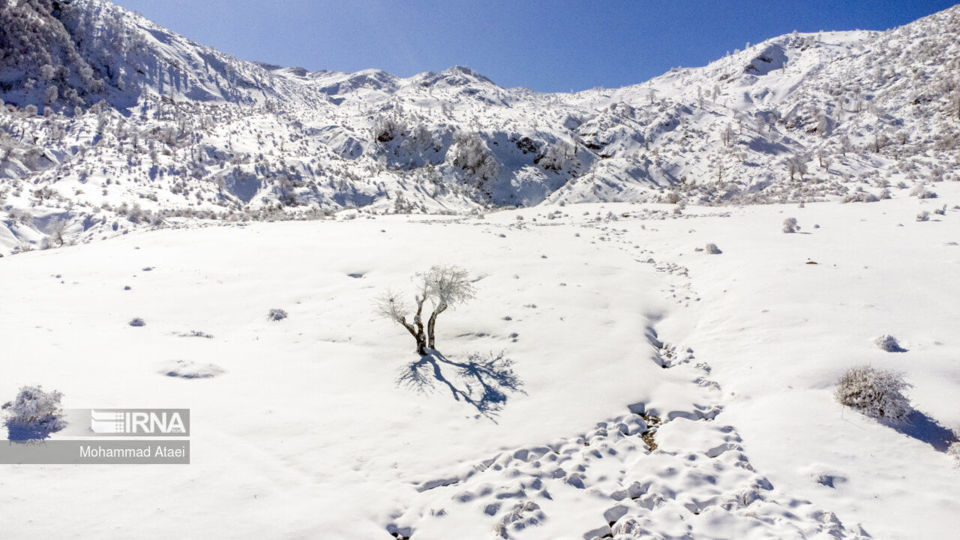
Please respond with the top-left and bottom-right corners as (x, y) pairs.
(2, 1), (960, 255)
(0, 0), (307, 109)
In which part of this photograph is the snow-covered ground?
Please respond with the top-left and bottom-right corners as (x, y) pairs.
(2, 184), (958, 539)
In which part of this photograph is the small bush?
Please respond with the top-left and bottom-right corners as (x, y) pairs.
(783, 217), (800, 233)
(909, 183), (937, 199)
(3, 385), (66, 438)
(371, 116), (407, 143)
(268, 309), (288, 321)
(835, 366), (911, 422)
(451, 132), (499, 181)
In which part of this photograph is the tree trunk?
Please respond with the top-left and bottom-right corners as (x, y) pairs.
(413, 292), (427, 355)
(399, 319), (425, 355)
(426, 304), (447, 349)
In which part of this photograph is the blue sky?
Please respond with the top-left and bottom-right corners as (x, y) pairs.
(112, 0), (957, 92)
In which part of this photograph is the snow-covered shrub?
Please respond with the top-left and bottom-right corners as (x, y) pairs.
(536, 141), (574, 172)
(875, 335), (905, 352)
(705, 243), (722, 254)
(2, 385), (66, 437)
(835, 366), (911, 422)
(661, 192), (680, 204)
(268, 308), (288, 321)
(371, 116), (407, 143)
(43, 85), (58, 105)
(783, 217), (800, 233)
(909, 183), (937, 199)
(405, 124), (433, 151)
(842, 191), (879, 203)
(451, 132), (499, 182)
(787, 155), (807, 180)
(161, 359), (224, 379)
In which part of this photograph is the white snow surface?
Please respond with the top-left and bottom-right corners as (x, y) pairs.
(1, 184), (959, 538)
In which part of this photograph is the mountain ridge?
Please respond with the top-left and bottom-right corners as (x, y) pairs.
(1, 0), (959, 253)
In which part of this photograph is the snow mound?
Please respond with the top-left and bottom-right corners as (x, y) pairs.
(159, 359), (224, 379)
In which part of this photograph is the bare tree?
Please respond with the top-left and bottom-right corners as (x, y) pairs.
(817, 148), (831, 169)
(378, 266), (476, 355)
(816, 114), (830, 137)
(720, 124), (735, 147)
(840, 135), (852, 157)
(872, 131), (887, 153)
(788, 155), (806, 181)
(50, 218), (66, 247)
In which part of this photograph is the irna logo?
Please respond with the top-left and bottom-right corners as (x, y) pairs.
(90, 409), (189, 436)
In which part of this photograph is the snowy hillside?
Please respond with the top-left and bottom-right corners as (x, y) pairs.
(1, 1), (960, 254)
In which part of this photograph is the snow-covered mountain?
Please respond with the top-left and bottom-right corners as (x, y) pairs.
(1, 0), (959, 253)
(2, 4), (960, 537)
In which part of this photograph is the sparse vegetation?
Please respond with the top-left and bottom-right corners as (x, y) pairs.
(835, 366), (911, 422)
(783, 217), (800, 233)
(2, 385), (66, 438)
(378, 265), (476, 355)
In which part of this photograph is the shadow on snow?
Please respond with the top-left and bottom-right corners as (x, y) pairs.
(5, 420), (64, 441)
(888, 410), (958, 452)
(397, 350), (525, 420)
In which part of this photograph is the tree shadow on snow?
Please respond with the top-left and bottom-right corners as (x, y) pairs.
(397, 350), (525, 420)
(888, 410), (958, 452)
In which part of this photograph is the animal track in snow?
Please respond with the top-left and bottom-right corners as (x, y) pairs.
(386, 342), (863, 539)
